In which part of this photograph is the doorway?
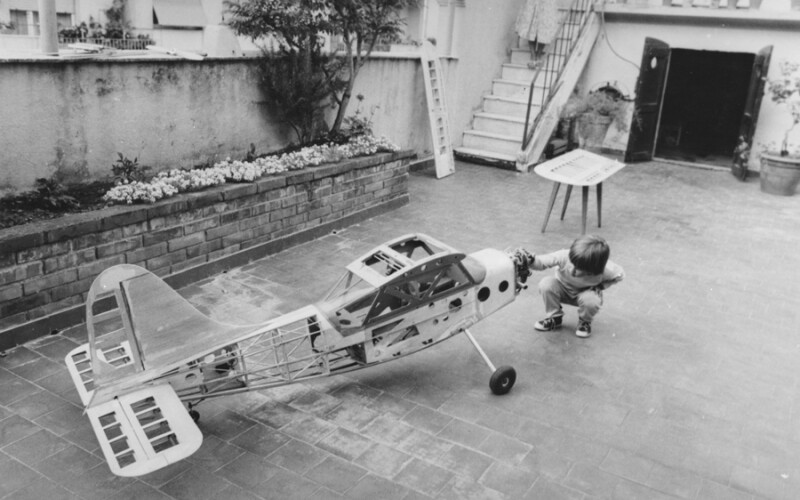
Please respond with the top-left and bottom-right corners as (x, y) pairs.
(655, 49), (755, 168)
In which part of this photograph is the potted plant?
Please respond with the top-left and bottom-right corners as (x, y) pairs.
(760, 60), (800, 196)
(563, 90), (629, 149)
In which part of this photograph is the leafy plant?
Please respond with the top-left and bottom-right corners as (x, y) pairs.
(329, 94), (378, 143)
(766, 60), (800, 156)
(564, 91), (629, 132)
(226, 0), (417, 142)
(111, 153), (151, 184)
(32, 178), (79, 210)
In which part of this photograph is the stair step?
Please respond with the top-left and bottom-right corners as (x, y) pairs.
(473, 112), (527, 137)
(483, 95), (539, 117)
(492, 79), (547, 100)
(462, 130), (522, 155)
(454, 147), (518, 167)
(501, 62), (561, 83)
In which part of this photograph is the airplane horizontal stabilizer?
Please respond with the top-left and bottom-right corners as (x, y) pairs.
(86, 384), (202, 477)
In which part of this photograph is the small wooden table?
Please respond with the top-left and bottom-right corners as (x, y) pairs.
(533, 149), (626, 234)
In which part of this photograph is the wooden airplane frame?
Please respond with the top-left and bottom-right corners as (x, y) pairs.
(65, 233), (532, 476)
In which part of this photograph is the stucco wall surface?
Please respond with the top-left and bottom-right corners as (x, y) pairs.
(0, 56), (430, 194)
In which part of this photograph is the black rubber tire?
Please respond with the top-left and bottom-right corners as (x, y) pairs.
(189, 410), (200, 422)
(489, 366), (516, 395)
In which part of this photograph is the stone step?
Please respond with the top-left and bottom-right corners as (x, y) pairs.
(482, 95), (539, 117)
(491, 79), (547, 100)
(500, 62), (561, 83)
(453, 147), (517, 167)
(461, 130), (522, 156)
(472, 112), (527, 138)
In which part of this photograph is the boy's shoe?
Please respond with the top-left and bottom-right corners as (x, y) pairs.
(534, 317), (562, 331)
(576, 321), (592, 338)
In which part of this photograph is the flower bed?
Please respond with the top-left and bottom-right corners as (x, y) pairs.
(104, 135), (400, 204)
(0, 147), (412, 350)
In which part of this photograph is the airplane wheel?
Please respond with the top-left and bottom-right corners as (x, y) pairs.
(190, 410), (200, 422)
(490, 366), (516, 395)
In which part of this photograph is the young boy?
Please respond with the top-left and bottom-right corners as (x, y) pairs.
(527, 235), (624, 338)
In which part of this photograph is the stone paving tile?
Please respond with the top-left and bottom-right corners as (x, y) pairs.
(254, 468), (322, 499)
(266, 438), (330, 474)
(437, 473), (506, 500)
(480, 461), (538, 498)
(3, 160), (800, 499)
(322, 399), (382, 431)
(400, 405), (453, 434)
(186, 434), (245, 472)
(304, 455), (368, 494)
(523, 476), (584, 500)
(160, 468), (231, 500)
(0, 414), (40, 448)
(6, 355), (64, 381)
(5, 390), (71, 420)
(344, 473), (411, 499)
(199, 409), (258, 441)
(108, 480), (174, 500)
(436, 418), (492, 449)
(5, 477), (82, 500)
(316, 427), (374, 461)
(229, 425), (292, 457)
(353, 441), (413, 478)
(2, 428), (72, 467)
(477, 430), (533, 465)
(430, 442), (494, 479)
(392, 457), (454, 497)
(0, 452), (41, 498)
(215, 451), (282, 492)
(278, 412), (338, 444)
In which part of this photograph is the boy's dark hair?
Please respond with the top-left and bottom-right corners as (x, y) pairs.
(569, 235), (610, 275)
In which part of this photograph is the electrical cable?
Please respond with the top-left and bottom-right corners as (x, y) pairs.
(597, 0), (641, 73)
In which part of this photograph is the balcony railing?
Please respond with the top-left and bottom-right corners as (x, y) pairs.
(58, 37), (154, 51)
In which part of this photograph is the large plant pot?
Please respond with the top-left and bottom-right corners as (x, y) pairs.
(760, 153), (800, 196)
(578, 114), (613, 149)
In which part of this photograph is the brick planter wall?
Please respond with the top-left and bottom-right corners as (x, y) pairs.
(0, 151), (412, 351)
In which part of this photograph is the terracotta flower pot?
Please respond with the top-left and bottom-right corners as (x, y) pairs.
(760, 153), (800, 196)
(578, 114), (613, 149)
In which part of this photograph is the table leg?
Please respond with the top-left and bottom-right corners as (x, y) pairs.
(596, 182), (602, 228)
(560, 185), (573, 221)
(541, 182), (561, 233)
(581, 186), (589, 234)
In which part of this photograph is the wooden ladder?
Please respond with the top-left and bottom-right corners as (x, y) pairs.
(421, 41), (455, 179)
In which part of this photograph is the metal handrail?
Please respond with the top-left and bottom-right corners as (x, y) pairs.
(58, 37), (154, 50)
(521, 0), (596, 150)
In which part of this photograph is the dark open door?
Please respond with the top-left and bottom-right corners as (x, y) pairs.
(731, 45), (772, 180)
(625, 38), (671, 163)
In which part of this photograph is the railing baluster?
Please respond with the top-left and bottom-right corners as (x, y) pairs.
(521, 0), (595, 150)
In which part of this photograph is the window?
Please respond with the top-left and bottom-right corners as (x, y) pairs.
(152, 0), (206, 28)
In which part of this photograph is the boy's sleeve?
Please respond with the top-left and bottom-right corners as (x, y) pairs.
(530, 249), (569, 271)
(601, 260), (625, 289)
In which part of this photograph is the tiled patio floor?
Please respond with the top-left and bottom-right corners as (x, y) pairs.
(2, 159), (799, 499)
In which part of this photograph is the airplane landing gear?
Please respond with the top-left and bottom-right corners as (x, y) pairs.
(462, 328), (516, 395)
(489, 366), (516, 395)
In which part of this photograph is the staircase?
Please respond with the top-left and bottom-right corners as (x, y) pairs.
(454, 0), (599, 171)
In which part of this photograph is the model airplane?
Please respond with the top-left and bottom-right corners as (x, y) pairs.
(65, 233), (533, 477)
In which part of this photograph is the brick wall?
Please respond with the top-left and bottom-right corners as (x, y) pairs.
(0, 151), (412, 350)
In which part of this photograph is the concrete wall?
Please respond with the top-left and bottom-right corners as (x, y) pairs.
(0, 56), (431, 194)
(0, 150), (412, 349)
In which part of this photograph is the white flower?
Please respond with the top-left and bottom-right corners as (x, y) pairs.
(103, 135), (400, 204)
